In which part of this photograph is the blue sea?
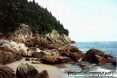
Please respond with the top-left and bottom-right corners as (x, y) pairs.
(60, 41), (117, 78)
(71, 41), (117, 58)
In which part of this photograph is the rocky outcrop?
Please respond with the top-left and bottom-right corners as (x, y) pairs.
(41, 55), (71, 64)
(82, 49), (114, 65)
(13, 24), (33, 43)
(45, 30), (73, 44)
(0, 65), (15, 78)
(58, 45), (84, 61)
(16, 63), (49, 78)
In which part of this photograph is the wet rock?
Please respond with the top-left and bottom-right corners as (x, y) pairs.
(38, 70), (49, 78)
(112, 61), (116, 66)
(16, 63), (38, 78)
(82, 48), (112, 65)
(0, 65), (15, 78)
(25, 57), (30, 61)
(69, 52), (84, 61)
(96, 55), (109, 65)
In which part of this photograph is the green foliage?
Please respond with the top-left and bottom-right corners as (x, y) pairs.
(0, 0), (69, 35)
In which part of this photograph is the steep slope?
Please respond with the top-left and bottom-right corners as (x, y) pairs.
(0, 0), (69, 36)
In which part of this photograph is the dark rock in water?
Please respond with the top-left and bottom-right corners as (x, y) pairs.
(96, 55), (109, 65)
(82, 50), (99, 64)
(38, 70), (49, 78)
(112, 61), (116, 67)
(25, 57), (30, 61)
(0, 65), (15, 78)
(16, 63), (38, 78)
(82, 48), (112, 65)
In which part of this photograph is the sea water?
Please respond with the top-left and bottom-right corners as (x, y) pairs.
(72, 41), (117, 58)
(61, 41), (117, 78)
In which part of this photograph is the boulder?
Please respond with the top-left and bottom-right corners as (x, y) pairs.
(112, 61), (116, 67)
(0, 65), (15, 78)
(16, 63), (38, 78)
(82, 51), (99, 64)
(41, 55), (58, 64)
(18, 49), (27, 57)
(38, 70), (49, 78)
(0, 51), (16, 64)
(3, 52), (16, 64)
(69, 52), (84, 61)
(96, 55), (109, 65)
(32, 52), (44, 58)
(82, 49), (112, 65)
(56, 56), (72, 63)
(41, 53), (71, 64)
(57, 45), (84, 61)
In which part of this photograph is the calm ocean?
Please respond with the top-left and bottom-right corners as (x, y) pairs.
(71, 41), (117, 58)
(59, 41), (117, 78)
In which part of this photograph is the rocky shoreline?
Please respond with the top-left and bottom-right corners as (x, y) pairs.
(0, 39), (116, 78)
(0, 24), (116, 78)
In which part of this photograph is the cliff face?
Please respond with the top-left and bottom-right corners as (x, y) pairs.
(45, 30), (72, 44)
(12, 24), (72, 44)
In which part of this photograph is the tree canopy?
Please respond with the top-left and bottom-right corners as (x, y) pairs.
(0, 0), (69, 35)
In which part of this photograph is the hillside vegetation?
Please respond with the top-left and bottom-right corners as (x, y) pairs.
(0, 0), (69, 35)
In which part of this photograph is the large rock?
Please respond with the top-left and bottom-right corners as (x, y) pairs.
(41, 54), (71, 64)
(0, 51), (16, 64)
(82, 49), (113, 65)
(16, 63), (38, 78)
(16, 63), (49, 78)
(38, 70), (49, 78)
(58, 45), (84, 61)
(0, 65), (15, 78)
(13, 24), (33, 43)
